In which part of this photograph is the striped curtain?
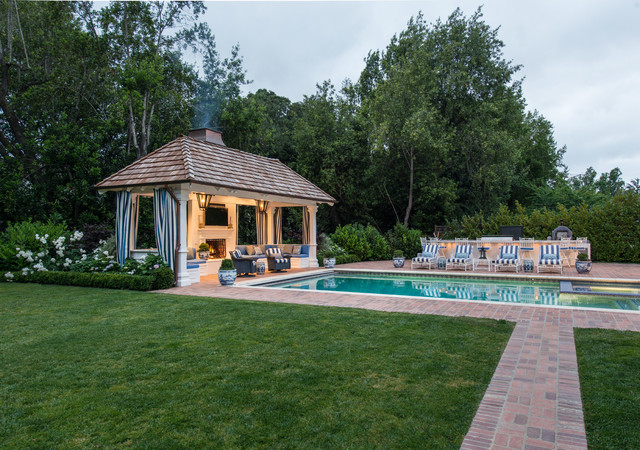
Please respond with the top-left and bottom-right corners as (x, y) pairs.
(115, 191), (132, 267)
(302, 206), (310, 245)
(255, 201), (269, 245)
(273, 207), (282, 245)
(153, 188), (177, 271)
(132, 195), (139, 249)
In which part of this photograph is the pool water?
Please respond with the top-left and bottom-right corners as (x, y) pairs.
(265, 273), (640, 310)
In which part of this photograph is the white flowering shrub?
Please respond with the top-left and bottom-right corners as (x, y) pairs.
(1, 221), (171, 284)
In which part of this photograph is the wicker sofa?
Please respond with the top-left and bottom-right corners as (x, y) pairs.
(234, 244), (310, 268)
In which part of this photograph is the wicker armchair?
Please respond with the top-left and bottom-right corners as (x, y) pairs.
(229, 250), (257, 276)
(266, 247), (290, 271)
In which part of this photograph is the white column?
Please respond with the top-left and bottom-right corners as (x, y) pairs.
(308, 204), (318, 268)
(266, 207), (274, 245)
(176, 188), (191, 287)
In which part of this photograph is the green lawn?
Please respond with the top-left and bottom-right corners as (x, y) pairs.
(575, 328), (640, 449)
(0, 283), (513, 448)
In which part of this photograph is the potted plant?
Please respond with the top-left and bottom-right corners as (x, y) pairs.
(575, 252), (592, 274)
(323, 250), (336, 269)
(198, 243), (210, 260)
(392, 250), (405, 268)
(218, 258), (237, 285)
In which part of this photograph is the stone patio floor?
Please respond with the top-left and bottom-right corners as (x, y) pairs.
(159, 262), (640, 449)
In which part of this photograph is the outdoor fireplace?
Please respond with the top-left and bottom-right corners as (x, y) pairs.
(206, 239), (226, 259)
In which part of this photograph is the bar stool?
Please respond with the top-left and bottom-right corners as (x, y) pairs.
(559, 237), (574, 267)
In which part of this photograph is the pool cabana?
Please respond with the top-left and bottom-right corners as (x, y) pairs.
(96, 128), (335, 286)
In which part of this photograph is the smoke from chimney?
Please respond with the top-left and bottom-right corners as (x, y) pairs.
(189, 128), (225, 146)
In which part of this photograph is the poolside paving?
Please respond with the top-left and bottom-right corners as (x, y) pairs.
(158, 262), (640, 449)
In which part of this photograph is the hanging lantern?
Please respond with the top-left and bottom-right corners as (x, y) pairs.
(257, 200), (267, 213)
(196, 193), (212, 210)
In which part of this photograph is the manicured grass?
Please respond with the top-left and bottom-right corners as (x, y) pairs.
(575, 328), (640, 449)
(0, 283), (513, 448)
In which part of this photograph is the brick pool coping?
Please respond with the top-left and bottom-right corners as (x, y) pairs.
(158, 262), (640, 449)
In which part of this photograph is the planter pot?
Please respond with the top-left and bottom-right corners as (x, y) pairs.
(218, 269), (237, 286)
(323, 257), (336, 269)
(198, 250), (210, 260)
(575, 260), (592, 274)
(393, 257), (405, 268)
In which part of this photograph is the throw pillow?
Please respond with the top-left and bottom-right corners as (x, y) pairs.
(253, 247), (263, 255)
(284, 244), (294, 254)
(502, 253), (516, 259)
(454, 252), (468, 259)
(292, 245), (302, 255)
(245, 245), (255, 255)
(542, 253), (556, 260)
(422, 252), (435, 258)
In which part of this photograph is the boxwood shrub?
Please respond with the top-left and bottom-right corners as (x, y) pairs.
(5, 267), (175, 291)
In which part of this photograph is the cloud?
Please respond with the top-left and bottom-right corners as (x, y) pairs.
(203, 0), (640, 180)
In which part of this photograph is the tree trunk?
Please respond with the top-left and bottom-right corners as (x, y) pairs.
(403, 150), (414, 226)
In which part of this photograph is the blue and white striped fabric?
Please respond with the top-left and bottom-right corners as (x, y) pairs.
(538, 289), (558, 305)
(496, 245), (519, 264)
(421, 244), (439, 258)
(538, 245), (561, 265)
(115, 190), (132, 267)
(153, 188), (177, 271)
(498, 288), (519, 302)
(455, 288), (473, 300)
(447, 244), (472, 263)
(266, 247), (283, 258)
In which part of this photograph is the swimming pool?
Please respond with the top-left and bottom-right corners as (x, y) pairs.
(262, 273), (640, 310)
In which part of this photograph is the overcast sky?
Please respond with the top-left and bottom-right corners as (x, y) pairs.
(202, 1), (640, 181)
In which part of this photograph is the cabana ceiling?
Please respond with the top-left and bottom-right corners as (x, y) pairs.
(95, 135), (335, 205)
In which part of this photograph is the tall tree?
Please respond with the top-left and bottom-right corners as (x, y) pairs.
(95, 1), (205, 159)
(357, 8), (564, 230)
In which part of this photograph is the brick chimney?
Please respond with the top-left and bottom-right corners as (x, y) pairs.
(189, 128), (225, 146)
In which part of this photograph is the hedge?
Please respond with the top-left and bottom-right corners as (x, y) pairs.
(443, 192), (640, 263)
(5, 267), (175, 291)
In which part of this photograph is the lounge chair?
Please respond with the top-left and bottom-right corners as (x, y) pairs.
(494, 245), (521, 272)
(229, 250), (257, 276)
(266, 247), (291, 272)
(411, 244), (439, 269)
(446, 244), (473, 271)
(537, 244), (563, 274)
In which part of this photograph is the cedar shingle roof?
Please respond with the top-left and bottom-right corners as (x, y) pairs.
(95, 136), (335, 204)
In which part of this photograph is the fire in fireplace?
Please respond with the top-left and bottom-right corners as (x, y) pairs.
(206, 239), (226, 259)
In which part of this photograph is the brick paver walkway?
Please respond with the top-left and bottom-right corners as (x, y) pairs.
(159, 262), (640, 449)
